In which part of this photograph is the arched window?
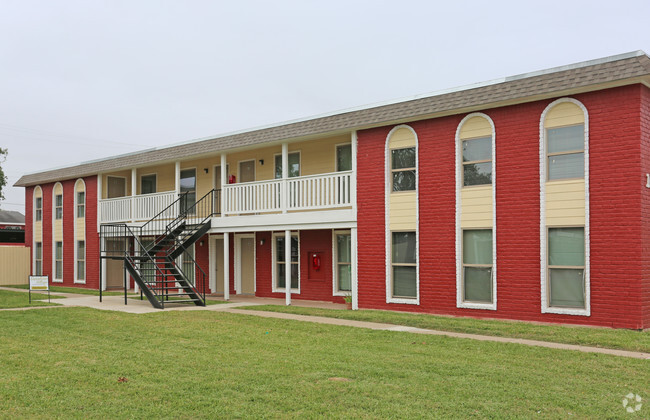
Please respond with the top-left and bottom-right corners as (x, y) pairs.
(540, 98), (589, 316)
(385, 125), (419, 304)
(33, 186), (43, 275)
(455, 113), (496, 310)
(52, 182), (64, 282)
(74, 179), (86, 283)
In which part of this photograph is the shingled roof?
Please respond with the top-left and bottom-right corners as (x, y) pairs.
(0, 210), (25, 224)
(15, 51), (650, 187)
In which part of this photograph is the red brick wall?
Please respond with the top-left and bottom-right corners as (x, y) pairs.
(41, 184), (52, 281)
(255, 230), (336, 302)
(641, 85), (650, 329)
(357, 84), (646, 328)
(25, 187), (33, 270)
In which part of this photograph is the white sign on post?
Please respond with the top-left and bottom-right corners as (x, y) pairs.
(29, 276), (49, 291)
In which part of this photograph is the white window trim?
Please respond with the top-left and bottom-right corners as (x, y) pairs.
(139, 173), (158, 195)
(335, 142), (352, 172)
(52, 182), (63, 282)
(32, 186), (42, 274)
(332, 230), (352, 296)
(53, 241), (64, 283)
(74, 178), (86, 284)
(53, 182), (63, 220)
(385, 125), (419, 305)
(455, 113), (497, 310)
(271, 232), (300, 294)
(540, 98), (590, 316)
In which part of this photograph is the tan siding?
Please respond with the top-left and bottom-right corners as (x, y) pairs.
(389, 192), (417, 230)
(546, 180), (585, 225)
(544, 101), (584, 128)
(292, 135), (349, 176)
(388, 127), (416, 149)
(33, 221), (42, 242)
(226, 146), (280, 183)
(136, 163), (176, 194)
(181, 156), (220, 200)
(0, 246), (30, 285)
(460, 186), (493, 228)
(459, 116), (492, 139)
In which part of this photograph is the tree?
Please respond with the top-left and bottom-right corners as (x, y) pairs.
(0, 148), (7, 201)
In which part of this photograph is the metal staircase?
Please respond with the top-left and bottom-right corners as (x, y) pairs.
(100, 189), (219, 309)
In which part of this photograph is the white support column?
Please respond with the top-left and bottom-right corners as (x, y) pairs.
(285, 229), (291, 305)
(101, 237), (107, 291)
(133, 233), (140, 294)
(97, 174), (102, 230)
(351, 227), (358, 310)
(220, 154), (227, 217)
(351, 131), (357, 212)
(131, 168), (137, 223)
(223, 232), (230, 300)
(281, 143), (288, 214)
(175, 161), (181, 216)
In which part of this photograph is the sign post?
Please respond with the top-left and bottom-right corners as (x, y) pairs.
(29, 276), (50, 303)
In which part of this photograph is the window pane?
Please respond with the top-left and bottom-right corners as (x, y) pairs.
(275, 153), (300, 178)
(290, 263), (299, 289)
(56, 261), (63, 279)
(35, 243), (42, 259)
(180, 169), (196, 190)
(274, 155), (282, 179)
(391, 148), (415, 169)
(464, 267), (492, 303)
(393, 266), (416, 298)
(463, 230), (492, 265)
(549, 268), (585, 308)
(78, 241), (85, 258)
(36, 197), (42, 209)
(549, 228), (584, 267)
(547, 125), (584, 154)
(392, 232), (416, 264)
(141, 175), (156, 194)
(277, 263), (285, 288)
(276, 237), (285, 262)
(336, 144), (352, 171)
(290, 237), (299, 262)
(56, 207), (63, 219)
(462, 137), (491, 162)
(55, 242), (63, 259)
(77, 261), (85, 280)
(56, 194), (63, 206)
(392, 170), (416, 191)
(337, 265), (351, 291)
(337, 234), (351, 263)
(463, 162), (492, 186)
(548, 153), (584, 180)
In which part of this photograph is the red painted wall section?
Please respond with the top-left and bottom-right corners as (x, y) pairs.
(357, 85), (646, 328)
(640, 85), (650, 329)
(41, 183), (52, 282)
(194, 233), (210, 294)
(25, 186), (33, 271)
(62, 179), (75, 286)
(84, 176), (99, 290)
(255, 230), (336, 302)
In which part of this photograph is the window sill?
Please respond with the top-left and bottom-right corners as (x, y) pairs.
(457, 301), (496, 311)
(333, 291), (352, 297)
(52, 279), (63, 283)
(74, 279), (86, 284)
(542, 306), (589, 316)
(272, 288), (301, 294)
(387, 297), (419, 305)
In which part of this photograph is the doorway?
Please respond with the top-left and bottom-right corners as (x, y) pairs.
(235, 234), (256, 295)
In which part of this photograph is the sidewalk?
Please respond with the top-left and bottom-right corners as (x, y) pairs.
(2, 286), (648, 360)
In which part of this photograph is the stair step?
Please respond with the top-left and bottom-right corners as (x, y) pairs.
(160, 299), (202, 304)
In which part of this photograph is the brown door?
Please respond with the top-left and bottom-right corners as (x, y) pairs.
(239, 160), (255, 183)
(239, 237), (255, 294)
(106, 259), (124, 289)
(107, 176), (126, 198)
(214, 238), (224, 294)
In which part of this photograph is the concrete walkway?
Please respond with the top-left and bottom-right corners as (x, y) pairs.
(2, 287), (648, 360)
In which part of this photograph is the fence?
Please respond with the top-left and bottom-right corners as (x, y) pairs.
(0, 245), (30, 285)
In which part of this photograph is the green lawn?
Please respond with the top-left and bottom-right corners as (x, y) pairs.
(0, 289), (63, 309)
(241, 305), (650, 354)
(0, 307), (647, 418)
(4, 284), (134, 296)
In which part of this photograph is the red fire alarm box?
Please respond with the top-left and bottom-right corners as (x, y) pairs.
(228, 175), (236, 184)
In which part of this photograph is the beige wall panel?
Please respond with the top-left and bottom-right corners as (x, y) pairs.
(459, 116), (492, 139)
(75, 180), (85, 193)
(0, 246), (30, 285)
(54, 220), (63, 240)
(136, 163), (176, 194)
(389, 192), (417, 230)
(33, 222), (42, 241)
(226, 146), (281, 183)
(460, 186), (493, 228)
(76, 217), (85, 237)
(544, 102), (584, 128)
(546, 180), (585, 225)
(388, 127), (416, 149)
(102, 171), (131, 198)
(292, 135), (349, 176)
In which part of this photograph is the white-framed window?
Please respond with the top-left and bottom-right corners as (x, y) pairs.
(546, 124), (584, 180)
(76, 192), (85, 218)
(180, 168), (196, 213)
(274, 152), (301, 178)
(54, 241), (63, 281)
(461, 229), (493, 304)
(336, 144), (352, 172)
(76, 240), (85, 282)
(272, 233), (299, 292)
(141, 174), (157, 194)
(547, 227), (586, 309)
(34, 242), (42, 275)
(390, 231), (417, 299)
(35, 196), (42, 221)
(333, 231), (351, 295)
(390, 148), (416, 192)
(54, 194), (63, 220)
(462, 136), (492, 186)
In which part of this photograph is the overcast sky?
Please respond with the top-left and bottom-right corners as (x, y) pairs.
(1, 0), (649, 211)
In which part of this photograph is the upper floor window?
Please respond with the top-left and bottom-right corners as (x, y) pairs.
(141, 174), (157, 194)
(35, 196), (42, 221)
(274, 152), (300, 178)
(391, 147), (416, 192)
(55, 194), (63, 219)
(77, 192), (85, 218)
(180, 169), (196, 213)
(336, 144), (352, 172)
(547, 124), (584, 180)
(462, 136), (492, 186)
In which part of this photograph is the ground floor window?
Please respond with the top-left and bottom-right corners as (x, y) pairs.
(76, 241), (85, 281)
(274, 233), (299, 290)
(334, 232), (351, 293)
(35, 242), (42, 275)
(462, 229), (493, 304)
(391, 231), (417, 299)
(55, 241), (63, 281)
(548, 227), (585, 309)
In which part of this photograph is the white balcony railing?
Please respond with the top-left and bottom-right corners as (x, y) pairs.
(100, 190), (177, 224)
(223, 171), (353, 215)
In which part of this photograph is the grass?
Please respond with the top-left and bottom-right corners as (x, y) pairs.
(0, 289), (63, 309)
(0, 307), (647, 418)
(240, 305), (650, 353)
(4, 284), (135, 296)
